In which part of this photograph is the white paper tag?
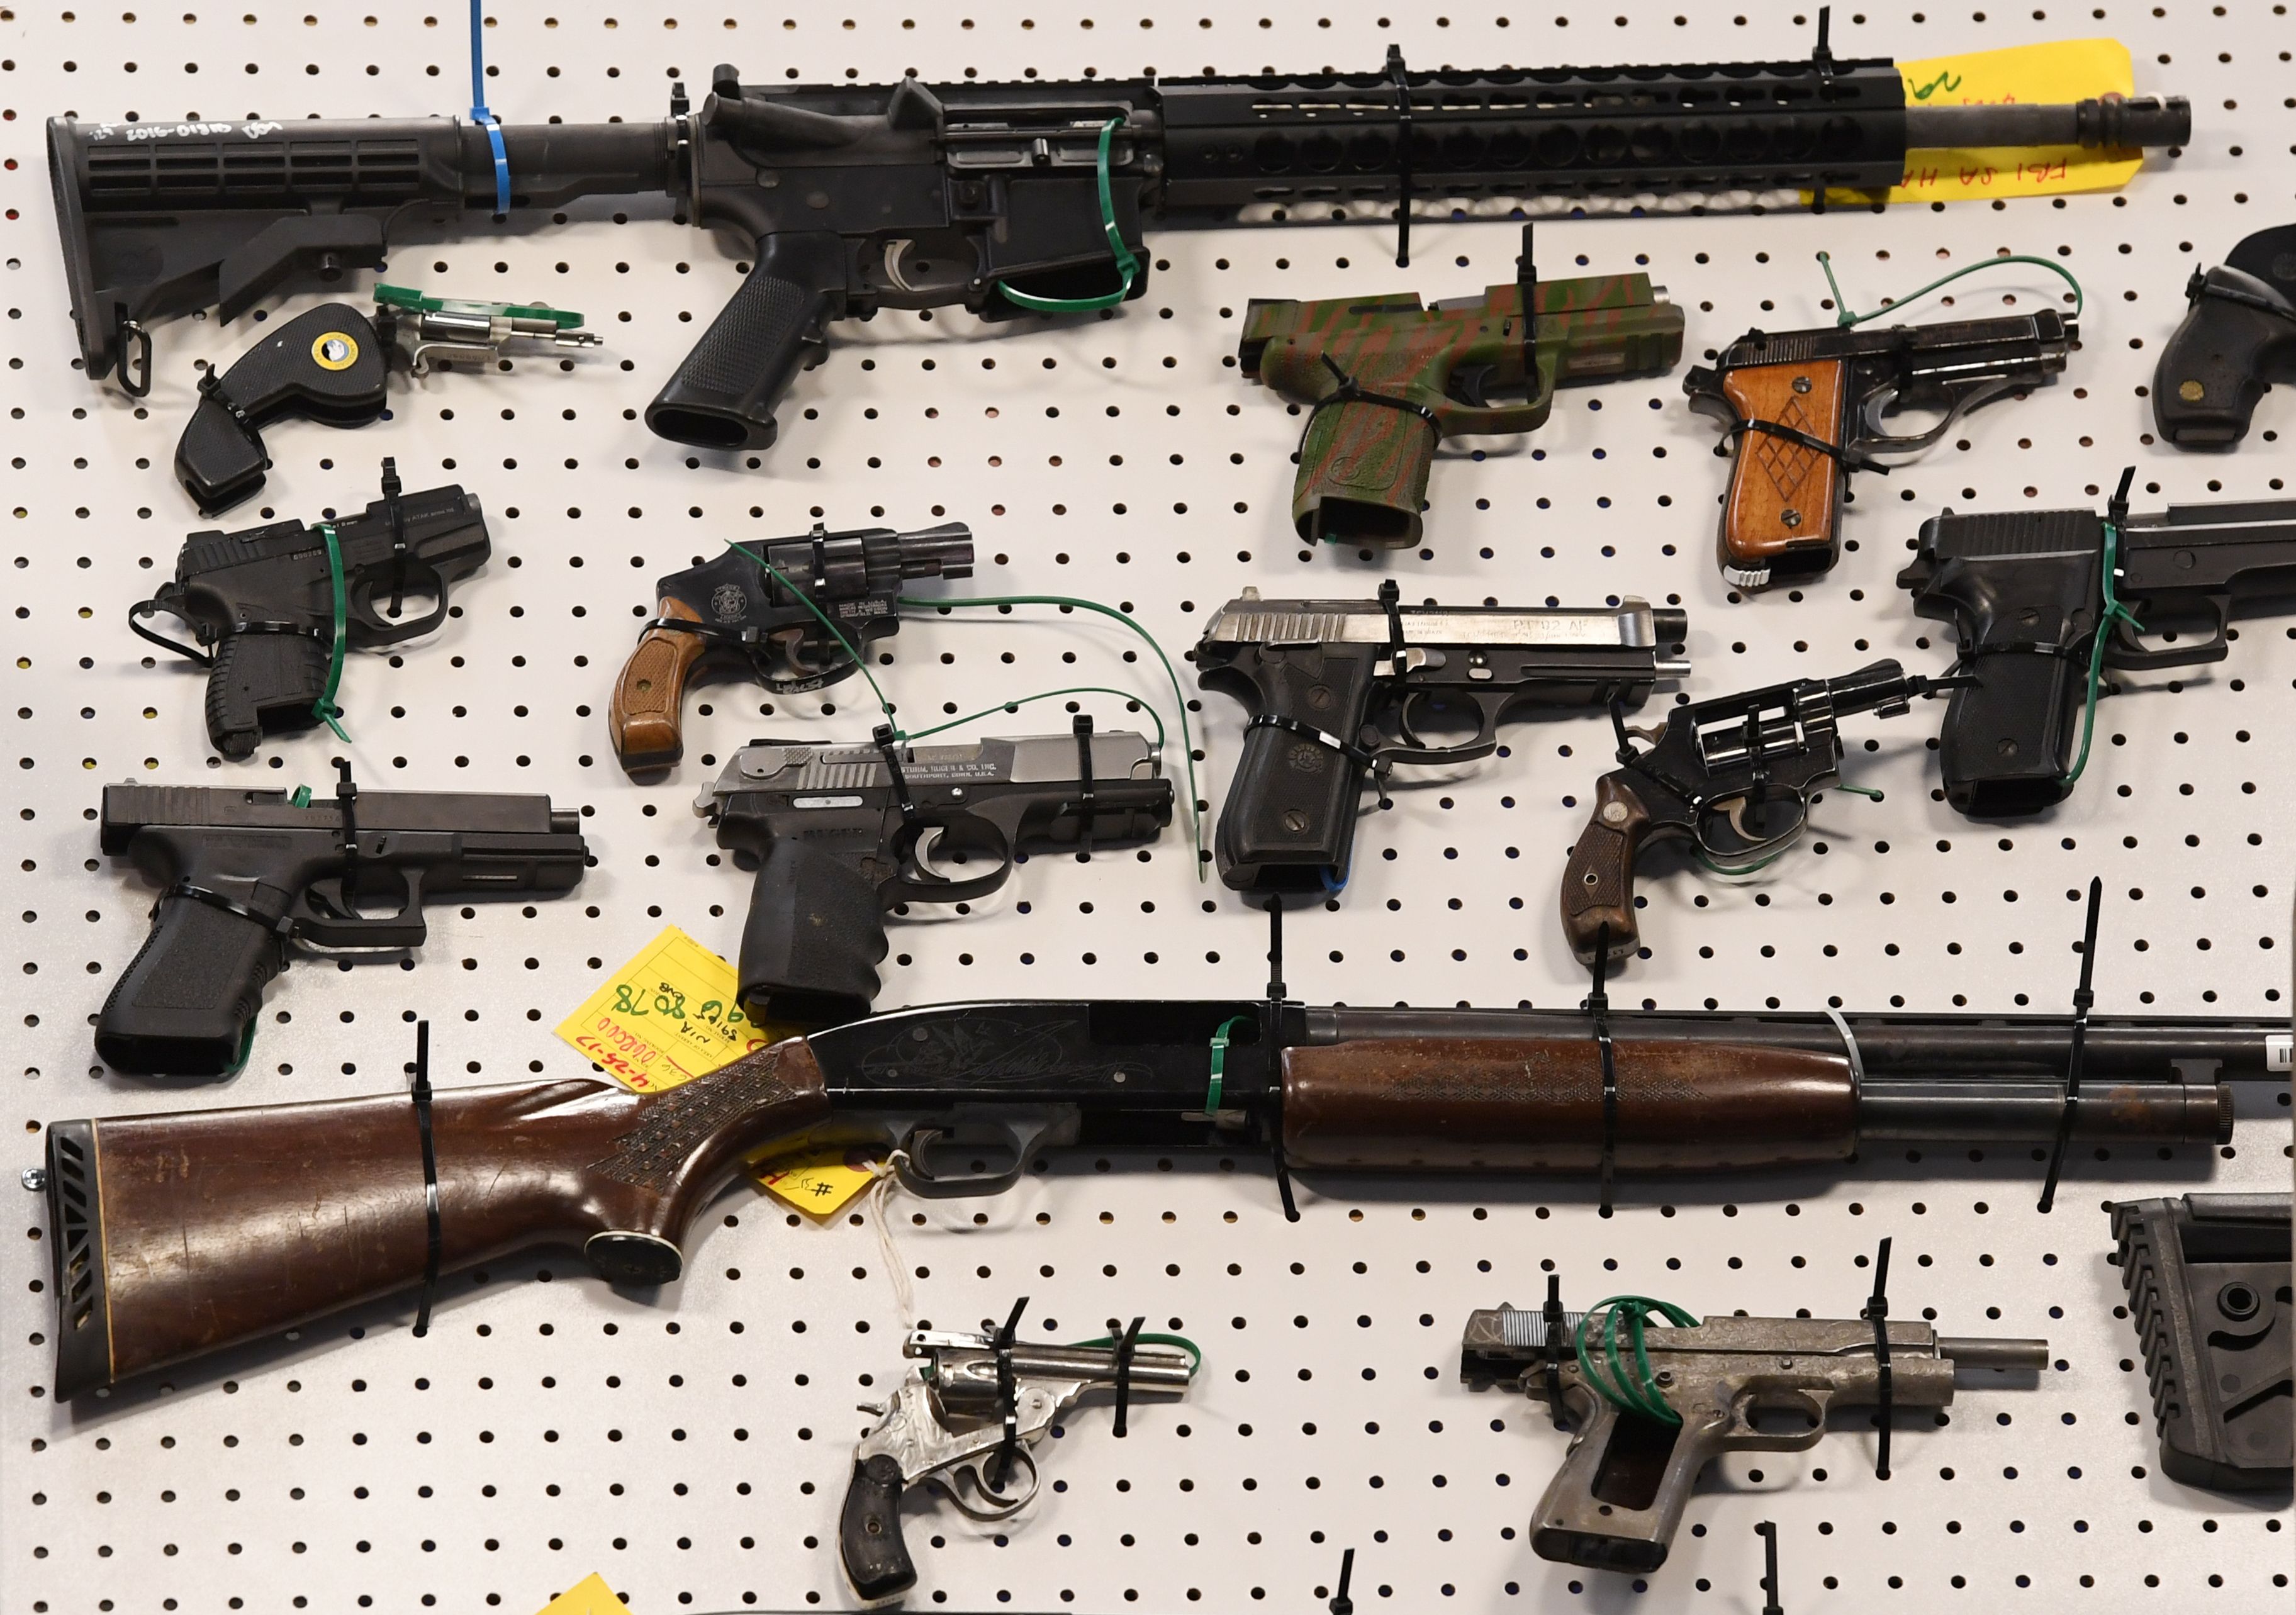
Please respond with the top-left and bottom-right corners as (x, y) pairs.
(2266, 1032), (2291, 1073)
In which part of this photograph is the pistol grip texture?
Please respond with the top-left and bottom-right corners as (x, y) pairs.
(2152, 285), (2296, 448)
(1560, 774), (1655, 965)
(95, 891), (286, 1075)
(1715, 358), (1851, 590)
(204, 629), (333, 759)
(839, 1455), (917, 1606)
(1933, 636), (2087, 818)
(737, 835), (888, 1024)
(644, 232), (845, 451)
(608, 598), (708, 774)
(1291, 397), (1438, 547)
(1530, 1396), (1710, 1573)
(1214, 717), (1366, 895)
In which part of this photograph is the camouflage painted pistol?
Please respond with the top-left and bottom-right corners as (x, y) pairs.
(1237, 226), (1683, 547)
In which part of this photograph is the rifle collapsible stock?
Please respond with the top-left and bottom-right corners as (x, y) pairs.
(40, 997), (2249, 1399)
(50, 19), (2187, 446)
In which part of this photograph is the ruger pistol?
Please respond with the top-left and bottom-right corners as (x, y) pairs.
(1560, 659), (1956, 964)
(1197, 584), (1689, 895)
(695, 725), (1172, 1023)
(1898, 469), (2296, 817)
(1462, 1285), (2047, 1573)
(841, 1304), (1195, 1605)
(610, 521), (975, 775)
(97, 763), (588, 1076)
(2153, 224), (2296, 448)
(1238, 226), (1683, 547)
(129, 460), (488, 759)
(1684, 310), (2075, 590)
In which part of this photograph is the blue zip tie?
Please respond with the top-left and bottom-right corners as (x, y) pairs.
(469, 0), (510, 219)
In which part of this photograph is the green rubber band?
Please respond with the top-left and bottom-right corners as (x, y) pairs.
(311, 522), (352, 744)
(995, 120), (1139, 315)
(1817, 249), (2084, 329)
(1573, 1295), (1700, 1428)
(1204, 1014), (1252, 1112)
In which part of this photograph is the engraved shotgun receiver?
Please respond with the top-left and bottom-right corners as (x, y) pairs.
(1197, 584), (1689, 895)
(610, 522), (973, 775)
(1684, 311), (2075, 590)
(1462, 1291), (2048, 1573)
(1560, 659), (1958, 964)
(841, 1308), (1196, 1605)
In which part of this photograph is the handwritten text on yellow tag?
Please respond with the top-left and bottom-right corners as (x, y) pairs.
(1820, 38), (2142, 204)
(555, 925), (775, 1092)
(532, 1573), (630, 1615)
(746, 1143), (882, 1218)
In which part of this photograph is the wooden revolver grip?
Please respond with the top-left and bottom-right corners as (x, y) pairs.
(608, 596), (709, 774)
(1715, 357), (1852, 591)
(1560, 773), (1660, 966)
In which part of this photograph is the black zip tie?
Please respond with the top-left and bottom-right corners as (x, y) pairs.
(335, 758), (362, 891)
(872, 724), (921, 825)
(1584, 924), (1620, 1214)
(410, 1020), (442, 1338)
(1386, 42), (1412, 269)
(1757, 1520), (1784, 1615)
(126, 598), (217, 667)
(987, 1295), (1029, 1493)
(379, 457), (410, 617)
(2038, 875), (2106, 1214)
(1073, 713), (1097, 857)
(1540, 1273), (1569, 1426)
(1863, 1235), (1895, 1480)
(1330, 1546), (1357, 1615)
(1720, 413), (1891, 474)
(1263, 897), (1301, 1223)
(195, 366), (270, 468)
(1109, 1314), (1145, 1438)
(1811, 5), (1835, 73)
(1608, 697), (1639, 765)
(1308, 353), (1442, 433)
(1516, 221), (1538, 323)
(116, 314), (153, 399)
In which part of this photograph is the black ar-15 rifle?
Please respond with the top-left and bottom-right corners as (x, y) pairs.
(50, 13), (2186, 450)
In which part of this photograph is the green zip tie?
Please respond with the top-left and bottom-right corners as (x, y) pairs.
(1574, 1295), (1701, 1427)
(1067, 1330), (1203, 1374)
(1817, 250), (2084, 328)
(289, 785), (314, 807)
(995, 120), (1139, 315)
(376, 283), (587, 330)
(1833, 783), (1884, 800)
(311, 522), (352, 744)
(1204, 1014), (1252, 1112)
(2061, 513), (2143, 788)
(900, 593), (1204, 881)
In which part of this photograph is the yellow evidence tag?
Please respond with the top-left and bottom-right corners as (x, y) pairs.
(745, 1143), (883, 1219)
(554, 924), (788, 1092)
(531, 1573), (631, 1615)
(1818, 38), (2144, 205)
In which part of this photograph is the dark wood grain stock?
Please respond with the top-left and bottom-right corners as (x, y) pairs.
(1280, 1036), (1855, 1171)
(56, 1039), (827, 1398)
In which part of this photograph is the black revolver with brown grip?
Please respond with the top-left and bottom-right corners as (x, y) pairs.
(1684, 311), (2074, 590)
(608, 521), (972, 775)
(1561, 660), (1957, 965)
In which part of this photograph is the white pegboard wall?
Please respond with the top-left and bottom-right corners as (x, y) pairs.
(2, 3), (2292, 1613)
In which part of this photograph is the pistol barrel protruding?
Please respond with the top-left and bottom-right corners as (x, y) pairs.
(1940, 1336), (2052, 1374)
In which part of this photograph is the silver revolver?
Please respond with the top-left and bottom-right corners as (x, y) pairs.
(840, 1317), (1195, 1606)
(1462, 1299), (2047, 1574)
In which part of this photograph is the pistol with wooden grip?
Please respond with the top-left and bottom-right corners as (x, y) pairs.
(1196, 584), (1690, 895)
(609, 521), (973, 774)
(1560, 660), (1957, 966)
(1238, 226), (1683, 547)
(1462, 1295), (2048, 1573)
(841, 1312), (1195, 1605)
(694, 726), (1171, 1024)
(1684, 311), (2074, 591)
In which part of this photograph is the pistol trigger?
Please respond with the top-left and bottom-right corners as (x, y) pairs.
(1453, 364), (1496, 410)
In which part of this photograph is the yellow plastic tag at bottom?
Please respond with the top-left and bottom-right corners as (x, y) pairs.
(532, 1573), (630, 1615)
(554, 924), (786, 1092)
(748, 1143), (882, 1218)
(1816, 39), (2143, 204)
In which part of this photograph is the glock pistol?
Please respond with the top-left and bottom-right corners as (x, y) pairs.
(1238, 226), (1683, 547)
(2153, 225), (2296, 448)
(1560, 659), (1953, 964)
(610, 521), (974, 774)
(1899, 469), (2296, 816)
(1684, 311), (2074, 590)
(129, 461), (488, 759)
(841, 1309), (1194, 1605)
(1197, 584), (1689, 895)
(97, 763), (588, 1076)
(695, 725), (1172, 1023)
(1462, 1294), (2047, 1573)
